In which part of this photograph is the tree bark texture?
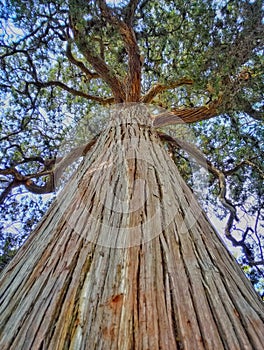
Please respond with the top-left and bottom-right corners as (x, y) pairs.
(0, 105), (263, 349)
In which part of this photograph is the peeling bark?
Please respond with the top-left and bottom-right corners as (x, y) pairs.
(0, 105), (263, 349)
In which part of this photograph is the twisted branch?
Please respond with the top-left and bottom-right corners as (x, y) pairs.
(141, 78), (193, 104)
(0, 137), (98, 203)
(30, 80), (115, 104)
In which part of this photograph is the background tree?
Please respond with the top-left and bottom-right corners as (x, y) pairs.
(0, 0), (263, 292)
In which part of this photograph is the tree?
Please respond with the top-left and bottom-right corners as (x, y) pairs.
(0, 0), (263, 348)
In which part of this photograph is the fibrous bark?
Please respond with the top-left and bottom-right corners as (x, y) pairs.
(0, 105), (263, 349)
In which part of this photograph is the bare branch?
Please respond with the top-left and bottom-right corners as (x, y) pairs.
(30, 80), (115, 104)
(0, 136), (98, 203)
(224, 159), (264, 179)
(0, 167), (29, 204)
(254, 209), (263, 262)
(66, 43), (99, 81)
(24, 178), (55, 195)
(141, 78), (194, 104)
(0, 168), (25, 180)
(153, 96), (222, 126)
(1, 36), (114, 104)
(24, 137), (98, 194)
(70, 45), (125, 102)
(1, 69), (114, 105)
(0, 165), (53, 201)
(0, 115), (33, 142)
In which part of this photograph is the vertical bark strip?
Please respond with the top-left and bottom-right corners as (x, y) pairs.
(0, 105), (263, 349)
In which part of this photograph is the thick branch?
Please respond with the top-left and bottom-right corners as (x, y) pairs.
(24, 178), (55, 195)
(98, 0), (142, 101)
(0, 168), (32, 204)
(76, 48), (125, 102)
(153, 96), (222, 126)
(69, 1), (126, 102)
(0, 168), (25, 181)
(141, 78), (194, 104)
(72, 48), (125, 102)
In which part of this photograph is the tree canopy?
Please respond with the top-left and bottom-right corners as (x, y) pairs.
(0, 0), (263, 294)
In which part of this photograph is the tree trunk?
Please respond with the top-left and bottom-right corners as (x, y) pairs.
(0, 105), (263, 349)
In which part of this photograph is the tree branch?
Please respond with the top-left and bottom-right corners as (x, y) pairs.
(24, 178), (55, 195)
(140, 78), (194, 103)
(66, 43), (100, 81)
(30, 80), (114, 104)
(158, 132), (240, 240)
(238, 99), (264, 121)
(248, 260), (264, 267)
(153, 96), (222, 126)
(124, 0), (140, 26)
(0, 181), (16, 205)
(69, 1), (126, 102)
(98, 0), (142, 101)
(0, 168), (25, 181)
(0, 136), (98, 203)
(224, 159), (264, 179)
